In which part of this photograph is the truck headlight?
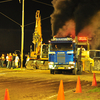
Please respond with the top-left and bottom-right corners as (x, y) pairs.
(69, 62), (75, 65)
(48, 62), (54, 69)
(49, 65), (54, 69)
(71, 66), (74, 68)
(68, 67), (71, 69)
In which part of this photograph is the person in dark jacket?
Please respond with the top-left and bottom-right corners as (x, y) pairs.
(12, 53), (15, 69)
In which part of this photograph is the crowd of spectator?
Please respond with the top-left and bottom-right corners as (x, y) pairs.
(0, 53), (26, 69)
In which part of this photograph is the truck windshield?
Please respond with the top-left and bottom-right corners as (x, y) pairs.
(50, 43), (73, 51)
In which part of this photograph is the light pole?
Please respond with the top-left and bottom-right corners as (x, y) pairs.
(20, 0), (24, 69)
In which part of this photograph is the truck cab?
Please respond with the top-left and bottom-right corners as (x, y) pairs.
(48, 37), (79, 74)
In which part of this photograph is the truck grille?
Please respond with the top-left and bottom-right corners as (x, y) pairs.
(57, 54), (65, 63)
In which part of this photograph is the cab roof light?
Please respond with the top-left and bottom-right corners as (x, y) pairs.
(78, 37), (87, 41)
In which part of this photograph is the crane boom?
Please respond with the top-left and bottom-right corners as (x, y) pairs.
(32, 10), (43, 59)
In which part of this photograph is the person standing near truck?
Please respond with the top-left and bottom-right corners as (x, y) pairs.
(15, 54), (19, 68)
(12, 53), (15, 69)
(6, 53), (9, 68)
(1, 54), (5, 67)
(7, 53), (12, 69)
(25, 55), (30, 67)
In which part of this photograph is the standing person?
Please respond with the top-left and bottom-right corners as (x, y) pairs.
(12, 53), (15, 69)
(15, 54), (19, 68)
(25, 55), (30, 67)
(18, 54), (21, 68)
(23, 54), (27, 68)
(1, 54), (5, 67)
(6, 53), (9, 68)
(7, 53), (12, 69)
(54, 44), (58, 51)
(79, 46), (83, 61)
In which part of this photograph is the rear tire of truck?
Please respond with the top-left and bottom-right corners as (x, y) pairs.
(77, 66), (82, 75)
(72, 68), (77, 75)
(50, 69), (54, 74)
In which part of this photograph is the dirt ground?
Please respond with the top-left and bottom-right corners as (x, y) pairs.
(0, 68), (100, 100)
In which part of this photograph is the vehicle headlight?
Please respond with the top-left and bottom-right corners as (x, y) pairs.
(48, 62), (54, 69)
(71, 66), (74, 68)
(48, 65), (54, 69)
(69, 62), (75, 65)
(68, 67), (71, 69)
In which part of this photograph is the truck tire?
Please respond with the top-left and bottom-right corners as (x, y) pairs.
(72, 68), (77, 75)
(77, 61), (83, 75)
(50, 69), (54, 74)
(77, 65), (82, 75)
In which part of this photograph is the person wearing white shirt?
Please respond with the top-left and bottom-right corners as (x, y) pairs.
(15, 54), (19, 68)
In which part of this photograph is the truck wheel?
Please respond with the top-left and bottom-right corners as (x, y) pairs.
(50, 70), (54, 74)
(72, 68), (77, 75)
(77, 66), (82, 75)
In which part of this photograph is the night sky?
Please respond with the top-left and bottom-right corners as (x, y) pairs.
(0, 0), (53, 54)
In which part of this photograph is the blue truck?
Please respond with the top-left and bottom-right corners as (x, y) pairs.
(48, 36), (82, 75)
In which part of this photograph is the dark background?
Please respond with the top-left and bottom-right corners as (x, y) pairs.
(0, 0), (53, 54)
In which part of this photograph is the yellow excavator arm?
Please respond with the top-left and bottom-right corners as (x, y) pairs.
(31, 10), (43, 59)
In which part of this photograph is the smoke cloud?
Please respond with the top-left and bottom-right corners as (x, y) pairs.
(51, 0), (100, 49)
